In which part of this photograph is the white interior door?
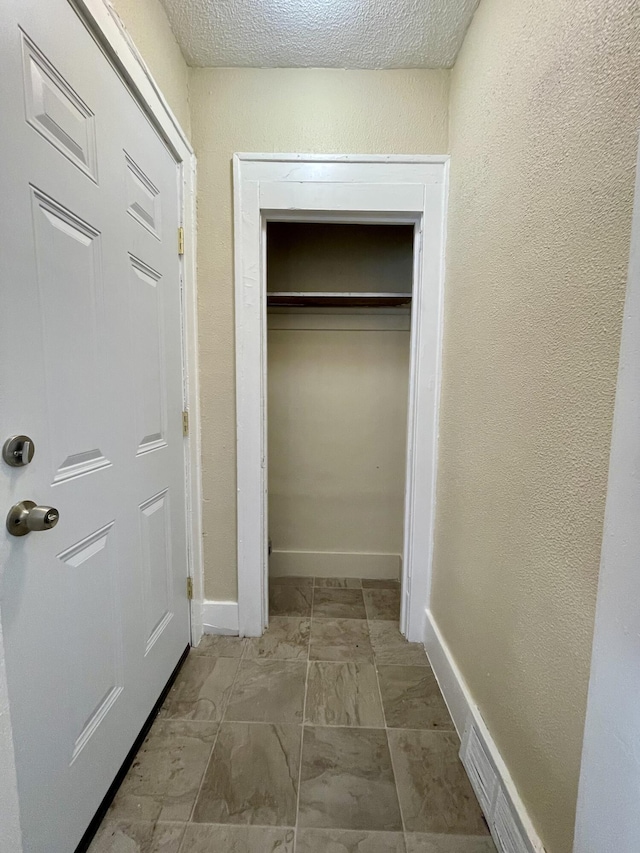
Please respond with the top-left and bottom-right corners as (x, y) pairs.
(0, 2), (191, 851)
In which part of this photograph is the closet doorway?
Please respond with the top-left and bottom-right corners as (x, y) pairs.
(267, 222), (412, 631)
(234, 154), (448, 643)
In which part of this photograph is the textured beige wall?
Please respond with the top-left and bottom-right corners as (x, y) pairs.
(189, 68), (449, 599)
(433, 2), (640, 852)
(108, 0), (191, 136)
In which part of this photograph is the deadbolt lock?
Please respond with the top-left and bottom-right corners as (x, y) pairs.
(3, 435), (35, 467)
(6, 501), (59, 537)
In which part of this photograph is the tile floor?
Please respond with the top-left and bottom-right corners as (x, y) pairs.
(90, 577), (496, 853)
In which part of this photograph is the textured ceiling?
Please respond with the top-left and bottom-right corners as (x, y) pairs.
(159, 0), (480, 69)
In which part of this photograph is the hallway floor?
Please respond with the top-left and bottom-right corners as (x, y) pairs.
(90, 577), (495, 852)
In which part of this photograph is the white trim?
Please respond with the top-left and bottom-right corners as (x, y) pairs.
(234, 154), (448, 639)
(73, 0), (204, 647)
(423, 609), (546, 853)
(573, 136), (640, 853)
(75, 0), (193, 158)
(201, 601), (240, 636)
(236, 153), (450, 164)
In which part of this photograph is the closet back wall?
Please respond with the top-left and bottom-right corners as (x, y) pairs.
(267, 224), (412, 580)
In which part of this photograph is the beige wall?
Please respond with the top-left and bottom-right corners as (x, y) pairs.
(101, 12), (639, 846)
(433, 2), (640, 852)
(189, 68), (449, 599)
(267, 224), (412, 579)
(108, 0), (191, 136)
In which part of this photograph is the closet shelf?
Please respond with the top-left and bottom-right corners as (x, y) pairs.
(267, 291), (412, 307)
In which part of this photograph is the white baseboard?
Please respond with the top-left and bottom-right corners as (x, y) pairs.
(423, 609), (546, 853)
(269, 549), (401, 579)
(201, 600), (239, 636)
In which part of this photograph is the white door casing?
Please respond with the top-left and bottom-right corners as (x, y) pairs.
(0, 1), (201, 851)
(233, 155), (448, 640)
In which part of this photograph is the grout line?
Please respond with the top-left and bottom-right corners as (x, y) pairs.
(176, 718), (454, 735)
(293, 611), (312, 853)
(239, 634), (249, 661)
(185, 646), (245, 825)
(178, 820), (300, 830)
(369, 610), (408, 836)
(183, 713), (220, 826)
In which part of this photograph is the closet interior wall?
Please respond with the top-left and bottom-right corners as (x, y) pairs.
(266, 223), (413, 581)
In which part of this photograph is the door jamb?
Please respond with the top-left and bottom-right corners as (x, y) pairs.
(234, 154), (449, 641)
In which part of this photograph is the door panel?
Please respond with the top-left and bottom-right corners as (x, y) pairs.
(56, 522), (124, 765)
(129, 255), (168, 456)
(30, 187), (112, 485)
(139, 489), (174, 654)
(22, 31), (99, 182)
(125, 152), (162, 238)
(0, 2), (190, 851)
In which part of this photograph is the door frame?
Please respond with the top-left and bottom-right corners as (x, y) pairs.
(0, 0), (202, 845)
(233, 154), (449, 640)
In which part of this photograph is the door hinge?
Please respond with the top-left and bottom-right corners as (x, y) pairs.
(178, 226), (185, 256)
(182, 410), (189, 436)
(186, 577), (193, 600)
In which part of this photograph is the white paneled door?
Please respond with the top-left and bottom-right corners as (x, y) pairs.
(0, 2), (191, 851)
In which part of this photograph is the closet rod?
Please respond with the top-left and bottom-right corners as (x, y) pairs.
(267, 291), (412, 307)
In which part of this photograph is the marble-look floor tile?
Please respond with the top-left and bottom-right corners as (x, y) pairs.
(296, 828), (406, 853)
(269, 585), (313, 617)
(243, 616), (310, 660)
(363, 589), (400, 621)
(315, 577), (362, 588)
(306, 662), (384, 727)
(404, 834), (496, 853)
(88, 820), (185, 853)
(160, 655), (239, 721)
(178, 824), (295, 852)
(299, 726), (402, 831)
(369, 622), (429, 667)
(193, 722), (301, 826)
(309, 618), (374, 662)
(388, 730), (488, 834)
(313, 589), (367, 620)
(271, 575), (314, 587)
(191, 634), (246, 657)
(109, 721), (217, 822)
(225, 659), (307, 723)
(361, 579), (400, 590)
(377, 666), (454, 730)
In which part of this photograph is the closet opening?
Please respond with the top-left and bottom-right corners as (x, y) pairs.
(266, 221), (414, 631)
